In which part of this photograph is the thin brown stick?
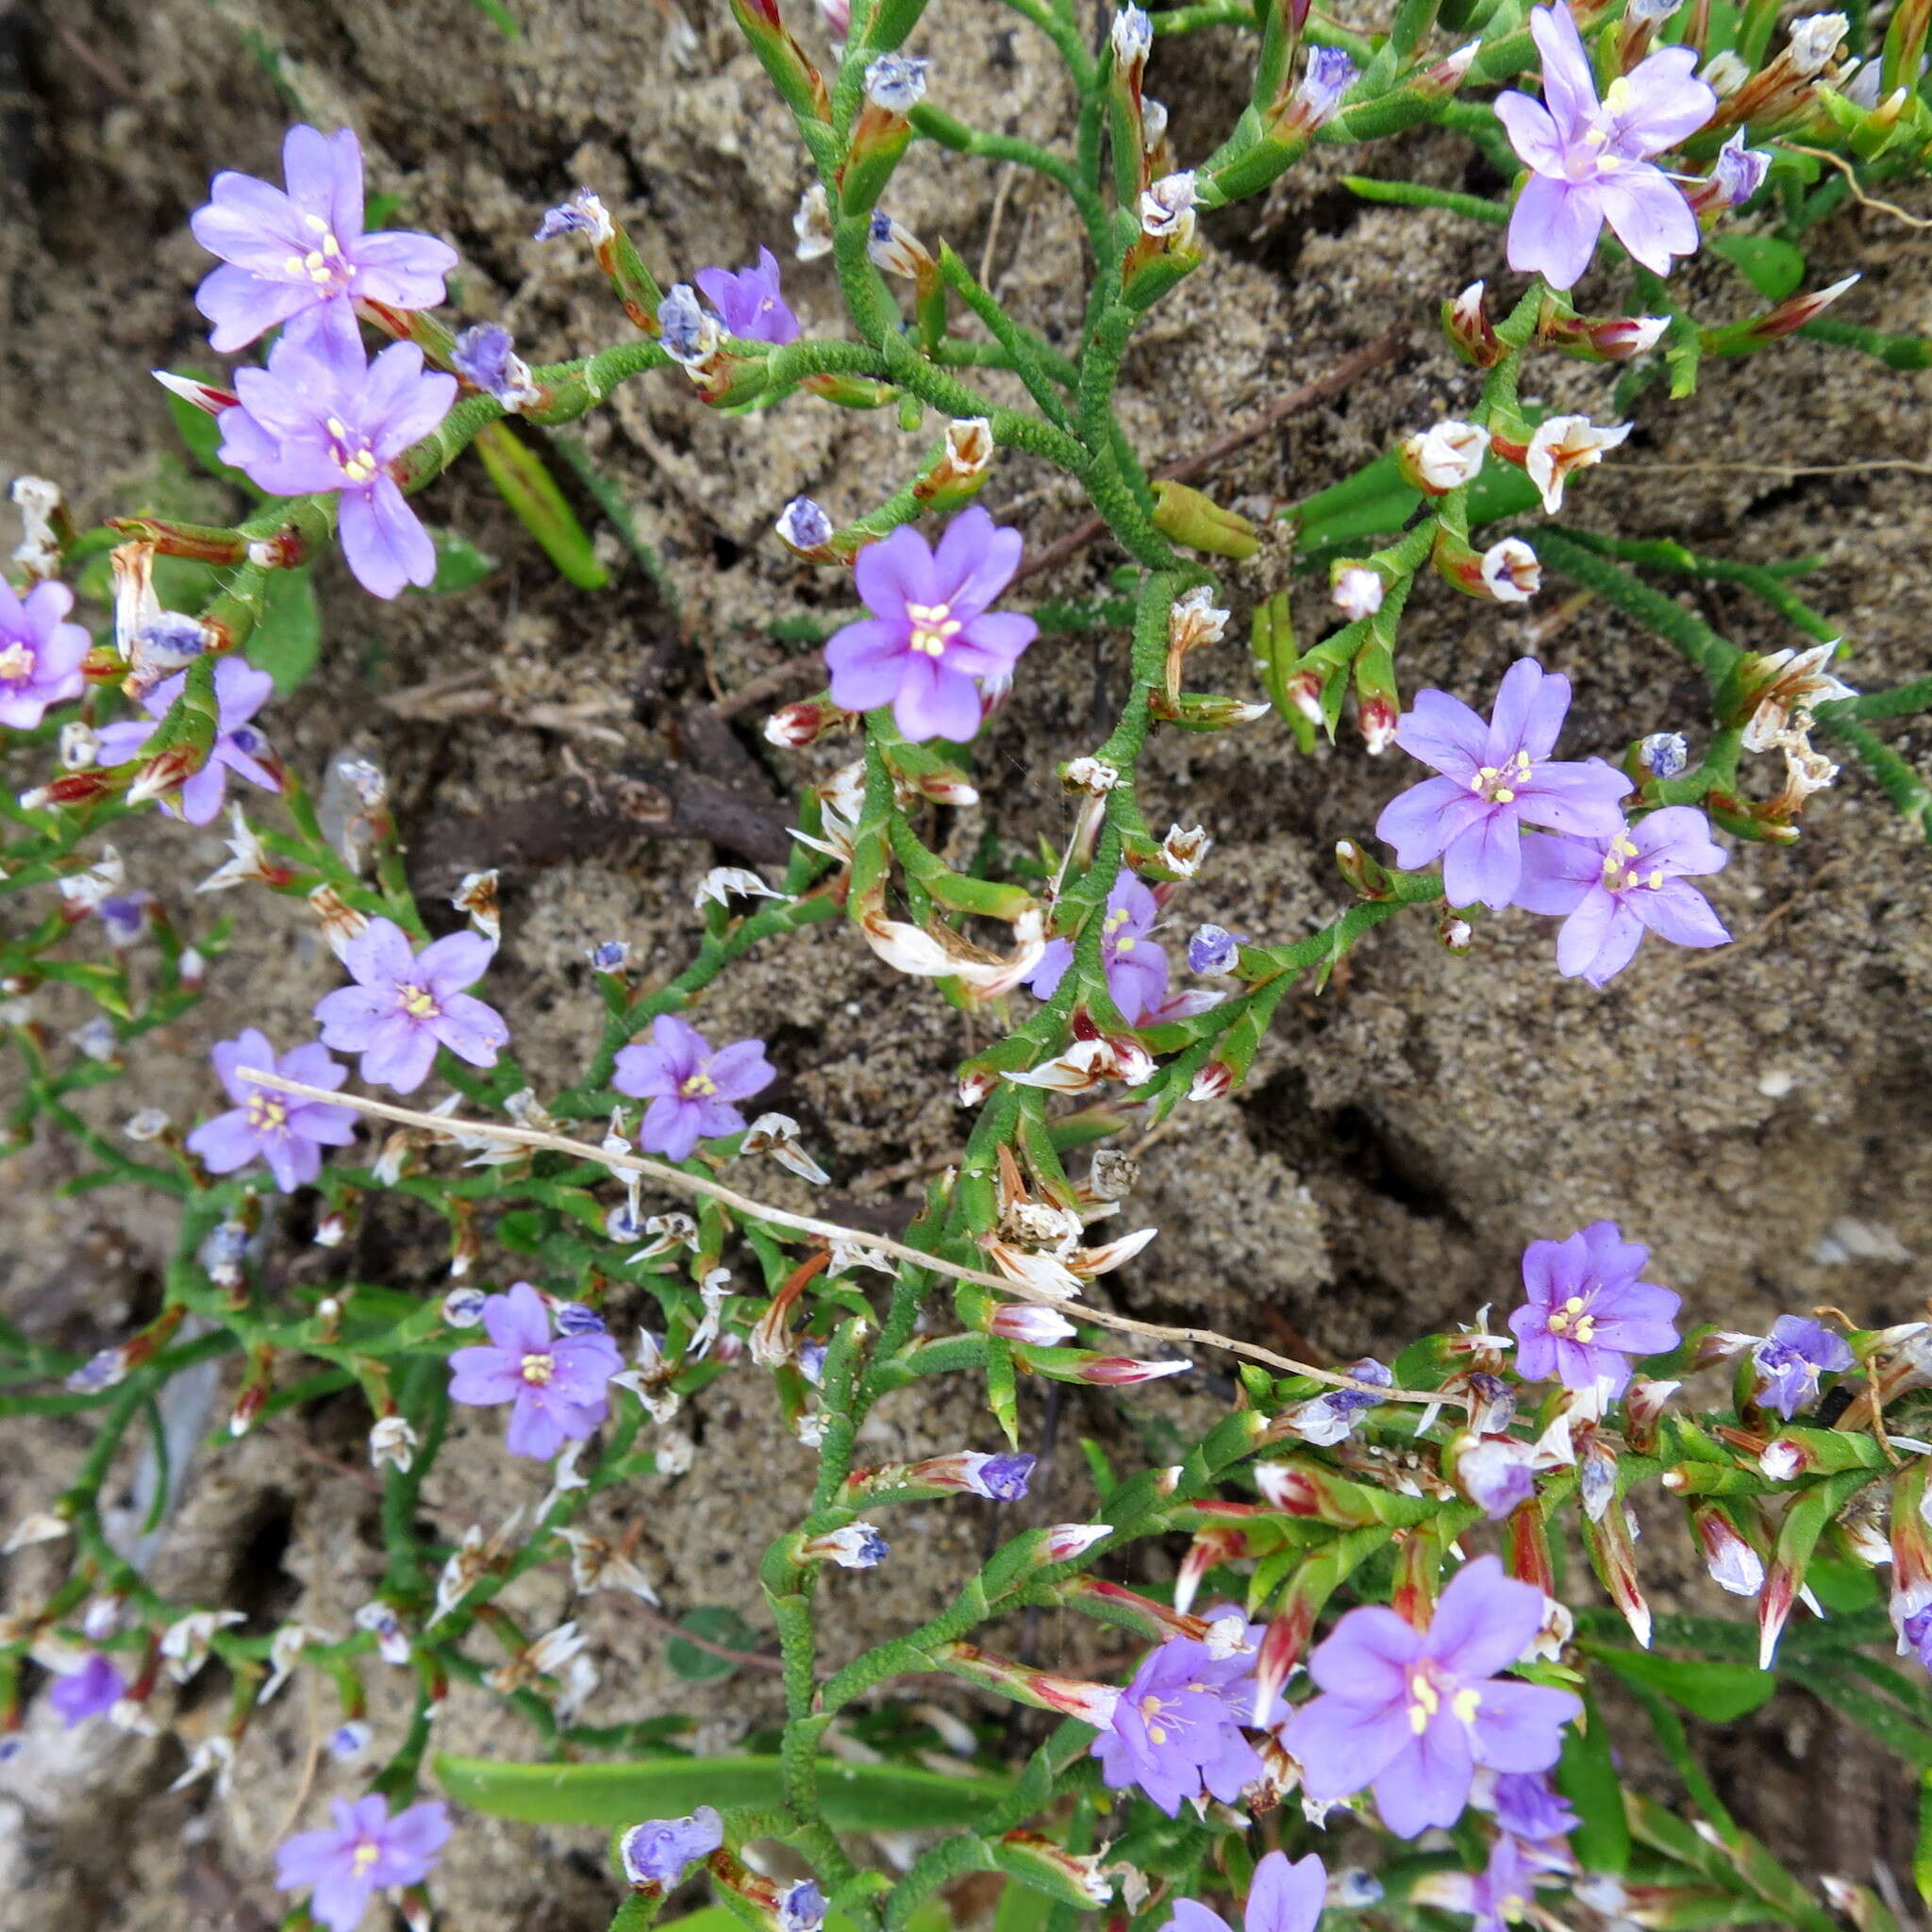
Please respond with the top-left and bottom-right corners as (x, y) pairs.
(237, 1068), (1455, 1407)
(1011, 323), (1414, 585)
(1784, 145), (1932, 229)
(622, 1595), (786, 1674)
(707, 326), (1414, 715)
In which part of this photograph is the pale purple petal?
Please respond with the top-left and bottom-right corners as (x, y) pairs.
(824, 618), (912, 712)
(893, 657), (984, 743)
(1375, 776), (1492, 870)
(1515, 759), (1633, 837)
(854, 525), (939, 619)
(1493, 91), (1565, 172)
(1508, 173), (1604, 290)
(1559, 893), (1646, 984)
(416, 929), (495, 996)
(361, 1014), (439, 1092)
(505, 1392), (572, 1460)
(1469, 1680), (1585, 1771)
(1512, 832), (1597, 915)
(707, 1039), (775, 1102)
(1597, 165), (1700, 274)
(1307, 1603), (1423, 1700)
(350, 230), (460, 309)
(1442, 809), (1523, 912)
(1487, 658), (1562, 763)
(1424, 1557), (1543, 1680)
(1393, 689), (1491, 781)
(1610, 46), (1716, 152)
(1285, 1693), (1414, 1799)
(612, 1041), (677, 1100)
(340, 476), (437, 600)
(1529, 4), (1599, 139)
(1243, 1852), (1326, 1932)
(343, 915), (416, 988)
(187, 1108), (261, 1174)
(431, 991), (508, 1067)
(1374, 1714), (1474, 1837)
(313, 985), (392, 1049)
(642, 1094), (704, 1162)
(1630, 877), (1729, 948)
(932, 506), (1024, 621)
(484, 1283), (553, 1354)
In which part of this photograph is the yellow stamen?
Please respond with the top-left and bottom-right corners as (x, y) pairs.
(398, 983), (439, 1019)
(520, 1352), (556, 1385)
(351, 1842), (381, 1874)
(681, 1070), (718, 1098)
(0, 641), (33, 682)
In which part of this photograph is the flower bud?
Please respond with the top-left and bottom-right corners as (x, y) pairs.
(1150, 479), (1258, 558)
(1441, 280), (1503, 367)
(1331, 564), (1384, 620)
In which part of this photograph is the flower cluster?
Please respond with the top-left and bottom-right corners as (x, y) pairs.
(1376, 658), (1731, 984)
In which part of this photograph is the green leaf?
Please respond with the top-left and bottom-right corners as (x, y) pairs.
(435, 1752), (1012, 1831)
(1557, 1688), (1630, 1874)
(248, 567), (322, 694)
(664, 1607), (759, 1684)
(414, 528), (498, 595)
(472, 420), (609, 591)
(492, 1208), (549, 1254)
(1593, 1646), (1777, 1723)
(1708, 234), (1807, 303)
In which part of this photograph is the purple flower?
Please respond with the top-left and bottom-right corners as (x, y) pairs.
(1712, 130), (1771, 208)
(1092, 1618), (1265, 1816)
(1905, 1605), (1932, 1674)
(1161, 1850), (1327, 1932)
(1495, 6), (1716, 289)
(621, 1807), (724, 1888)
(1028, 870), (1169, 1024)
(1484, 1769), (1579, 1843)
(93, 657), (280, 825)
(313, 914), (508, 1094)
(1751, 1315), (1855, 1419)
(824, 508), (1038, 742)
(1507, 1221), (1681, 1401)
(1188, 924), (1241, 975)
(780, 1880), (828, 1932)
(48, 1653), (125, 1727)
(1471, 1834), (1536, 1932)
(1457, 1438), (1540, 1521)
(1374, 659), (1631, 912)
(191, 125), (458, 352)
(447, 1281), (624, 1459)
(611, 1015), (775, 1163)
(187, 1028), (358, 1191)
(218, 304), (457, 599)
(275, 1794), (452, 1932)
(1282, 1555), (1583, 1839)
(451, 322), (537, 408)
(0, 578), (87, 730)
(695, 247), (801, 345)
(1514, 808), (1729, 986)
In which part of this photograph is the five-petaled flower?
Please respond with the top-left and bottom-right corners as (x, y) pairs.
(218, 304), (457, 599)
(1751, 1315), (1854, 1418)
(823, 507), (1039, 742)
(0, 578), (87, 731)
(1161, 1850), (1327, 1932)
(274, 1793), (452, 1932)
(1514, 808), (1729, 986)
(191, 124), (458, 352)
(1495, 4), (1716, 289)
(188, 1028), (358, 1192)
(1028, 869), (1171, 1024)
(1507, 1221), (1681, 1400)
(313, 914), (508, 1094)
(1281, 1555), (1583, 1838)
(94, 658), (282, 826)
(1374, 658), (1632, 911)
(696, 246), (802, 344)
(447, 1281), (624, 1459)
(613, 1015), (776, 1163)
(1092, 1614), (1265, 1815)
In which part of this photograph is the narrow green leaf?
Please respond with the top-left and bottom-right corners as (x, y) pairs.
(1591, 1646), (1777, 1723)
(435, 1753), (1012, 1830)
(1557, 1687), (1630, 1874)
(472, 420), (609, 591)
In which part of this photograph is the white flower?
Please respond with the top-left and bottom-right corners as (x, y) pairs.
(1159, 824), (1211, 875)
(1332, 566), (1383, 621)
(3, 1510), (70, 1555)
(369, 1416), (419, 1474)
(1789, 10), (1848, 74)
(1480, 537), (1541, 603)
(160, 1608), (245, 1684)
(1139, 171), (1198, 243)
(793, 184), (835, 260)
(1524, 414), (1632, 513)
(168, 1733), (237, 1797)
(1405, 419), (1486, 491)
(741, 1112), (831, 1185)
(694, 866), (787, 911)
